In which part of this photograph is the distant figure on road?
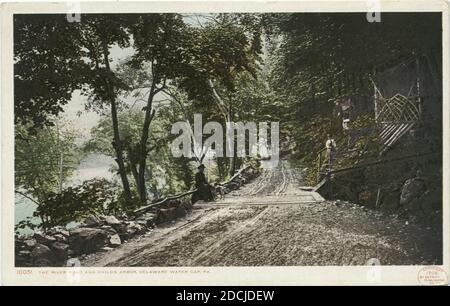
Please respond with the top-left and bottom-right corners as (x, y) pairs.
(325, 134), (337, 172)
(400, 169), (426, 206)
(193, 164), (214, 203)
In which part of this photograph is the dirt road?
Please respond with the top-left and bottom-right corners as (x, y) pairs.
(83, 161), (442, 266)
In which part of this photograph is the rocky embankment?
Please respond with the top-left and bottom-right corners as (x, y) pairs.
(15, 166), (260, 267)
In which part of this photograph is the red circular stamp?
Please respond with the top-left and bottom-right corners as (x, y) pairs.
(417, 267), (448, 286)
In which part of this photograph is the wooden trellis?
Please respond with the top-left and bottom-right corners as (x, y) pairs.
(376, 93), (420, 123)
(373, 78), (421, 154)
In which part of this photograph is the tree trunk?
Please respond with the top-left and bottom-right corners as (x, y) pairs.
(130, 161), (140, 194)
(102, 41), (132, 202)
(208, 79), (236, 178)
(136, 70), (158, 204)
(227, 106), (236, 177)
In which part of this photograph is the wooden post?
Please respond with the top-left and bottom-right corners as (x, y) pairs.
(328, 150), (333, 173)
(375, 187), (381, 210)
(373, 68), (378, 122)
(59, 151), (63, 193)
(56, 123), (63, 193)
(416, 56), (422, 116)
(317, 152), (322, 182)
(328, 172), (333, 200)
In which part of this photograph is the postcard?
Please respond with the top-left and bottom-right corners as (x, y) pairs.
(1, 0), (449, 286)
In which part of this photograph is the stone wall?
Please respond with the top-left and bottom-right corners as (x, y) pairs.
(15, 165), (260, 267)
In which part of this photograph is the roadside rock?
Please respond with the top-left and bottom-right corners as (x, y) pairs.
(135, 219), (148, 228)
(100, 247), (114, 252)
(104, 215), (121, 226)
(181, 201), (193, 212)
(400, 177), (425, 206)
(99, 225), (118, 235)
(33, 232), (57, 247)
(156, 207), (176, 224)
(122, 222), (145, 239)
(48, 227), (70, 238)
(66, 258), (81, 267)
(225, 181), (240, 191)
(53, 234), (68, 243)
(109, 234), (122, 247)
(19, 250), (31, 257)
(51, 242), (69, 260)
(23, 239), (37, 248)
(136, 212), (157, 227)
(83, 215), (102, 227)
(69, 228), (109, 255)
(174, 205), (187, 218)
(165, 199), (180, 209)
(59, 230), (70, 238)
(31, 243), (57, 267)
(15, 244), (33, 267)
(110, 223), (125, 235)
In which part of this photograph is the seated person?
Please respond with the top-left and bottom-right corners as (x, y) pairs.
(192, 164), (215, 203)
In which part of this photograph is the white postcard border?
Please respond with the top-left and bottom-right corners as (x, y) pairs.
(1, 0), (449, 286)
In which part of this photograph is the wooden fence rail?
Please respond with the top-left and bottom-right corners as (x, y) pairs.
(132, 165), (252, 216)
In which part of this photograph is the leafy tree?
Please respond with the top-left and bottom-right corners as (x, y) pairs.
(173, 16), (264, 176)
(15, 13), (266, 204)
(15, 122), (83, 227)
(115, 14), (190, 202)
(111, 14), (264, 201)
(16, 179), (122, 231)
(86, 108), (193, 200)
(267, 13), (442, 165)
(14, 14), (135, 202)
(77, 14), (135, 202)
(14, 14), (87, 130)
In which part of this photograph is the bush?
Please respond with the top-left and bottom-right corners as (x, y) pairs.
(34, 179), (121, 230)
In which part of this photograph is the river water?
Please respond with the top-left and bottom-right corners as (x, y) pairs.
(15, 153), (115, 234)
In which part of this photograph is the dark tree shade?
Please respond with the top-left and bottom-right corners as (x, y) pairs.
(272, 13), (442, 82)
(14, 14), (88, 129)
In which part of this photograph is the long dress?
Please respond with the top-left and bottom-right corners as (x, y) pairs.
(194, 172), (213, 202)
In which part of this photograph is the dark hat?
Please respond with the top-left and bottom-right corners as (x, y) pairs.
(198, 164), (205, 169)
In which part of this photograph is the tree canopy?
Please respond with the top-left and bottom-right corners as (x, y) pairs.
(14, 12), (443, 230)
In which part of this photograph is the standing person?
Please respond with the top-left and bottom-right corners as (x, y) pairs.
(193, 164), (214, 203)
(325, 134), (337, 172)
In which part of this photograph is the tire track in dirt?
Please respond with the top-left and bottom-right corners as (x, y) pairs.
(188, 206), (273, 266)
(82, 160), (441, 267)
(84, 207), (226, 266)
(98, 206), (268, 266)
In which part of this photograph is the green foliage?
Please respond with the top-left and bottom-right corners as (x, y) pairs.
(14, 13), (443, 233)
(15, 123), (83, 205)
(177, 19), (261, 102)
(78, 14), (134, 111)
(15, 178), (136, 232)
(128, 14), (189, 82)
(268, 13), (442, 185)
(270, 13), (441, 81)
(15, 122), (85, 232)
(15, 13), (266, 203)
(85, 108), (193, 199)
(84, 110), (143, 157)
(14, 15), (88, 129)
(37, 179), (121, 230)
